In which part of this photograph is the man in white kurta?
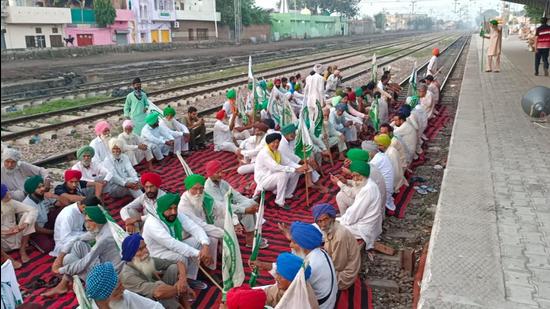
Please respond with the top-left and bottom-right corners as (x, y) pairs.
(427, 48), (440, 76)
(279, 124), (321, 185)
(141, 113), (180, 159)
(363, 141), (395, 213)
(392, 108), (418, 165)
(213, 109), (238, 154)
(89, 120), (112, 164)
(143, 193), (212, 280)
(338, 161), (382, 250)
(418, 84), (435, 119)
(329, 104), (358, 142)
(160, 106), (190, 154)
(120, 172), (166, 233)
(119, 119), (156, 169)
(1, 148), (50, 201)
(101, 138), (142, 199)
(236, 123), (268, 175)
(304, 64), (325, 123)
(253, 133), (306, 210)
(375, 133), (407, 193)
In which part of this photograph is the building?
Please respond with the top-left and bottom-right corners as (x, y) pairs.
(270, 13), (347, 40)
(2, 0), (72, 49)
(172, 0), (220, 41)
(130, 0), (176, 43)
(385, 13), (428, 31)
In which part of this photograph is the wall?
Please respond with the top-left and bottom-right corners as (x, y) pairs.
(4, 23), (64, 48)
(65, 9), (134, 46)
(270, 13), (347, 40)
(172, 20), (214, 41)
(348, 19), (376, 35)
(218, 24), (271, 42)
(6, 6), (71, 24)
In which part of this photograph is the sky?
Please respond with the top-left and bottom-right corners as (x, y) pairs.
(255, 0), (526, 22)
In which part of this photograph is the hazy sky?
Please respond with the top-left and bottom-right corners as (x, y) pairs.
(255, 0), (525, 21)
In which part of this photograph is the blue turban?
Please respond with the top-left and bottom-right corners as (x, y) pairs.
(276, 252), (311, 282)
(312, 203), (337, 221)
(290, 221), (322, 250)
(399, 105), (412, 118)
(86, 262), (118, 301)
(335, 103), (348, 112)
(1, 184), (7, 200)
(121, 233), (143, 262)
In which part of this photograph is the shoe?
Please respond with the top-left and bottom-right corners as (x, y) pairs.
(535, 72), (539, 76)
(187, 279), (208, 290)
(545, 69), (549, 76)
(246, 238), (269, 249)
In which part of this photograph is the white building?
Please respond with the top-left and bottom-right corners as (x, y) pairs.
(173, 0), (220, 41)
(131, 0), (175, 43)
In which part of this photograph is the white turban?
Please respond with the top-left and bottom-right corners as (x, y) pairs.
(361, 140), (379, 153)
(108, 138), (126, 151)
(313, 64), (323, 74)
(2, 148), (21, 162)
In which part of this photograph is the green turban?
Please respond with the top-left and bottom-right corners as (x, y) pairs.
(355, 87), (363, 97)
(490, 19), (498, 26)
(85, 206), (107, 224)
(226, 89), (236, 100)
(77, 145), (95, 160)
(281, 123), (297, 136)
(145, 112), (159, 126)
(335, 89), (344, 97)
(374, 134), (391, 148)
(350, 160), (370, 177)
(156, 193), (183, 240)
(294, 83), (302, 91)
(184, 174), (206, 190)
(24, 175), (44, 194)
(163, 106), (176, 117)
(266, 81), (274, 89)
(346, 149), (369, 162)
(331, 96), (342, 107)
(259, 80), (267, 90)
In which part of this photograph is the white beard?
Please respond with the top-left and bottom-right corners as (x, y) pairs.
(4, 167), (16, 175)
(254, 134), (265, 145)
(187, 192), (204, 209)
(352, 178), (366, 188)
(291, 248), (307, 259)
(132, 256), (157, 280)
(108, 298), (126, 309)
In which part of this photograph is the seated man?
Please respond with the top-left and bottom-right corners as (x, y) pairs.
(222, 89), (251, 143)
(182, 106), (206, 150)
(391, 108), (418, 165)
(418, 84), (435, 119)
(86, 262), (165, 308)
(120, 172), (166, 233)
(213, 109), (238, 154)
(50, 194), (100, 257)
(203, 160), (266, 248)
(23, 175), (69, 253)
(160, 106), (190, 155)
(101, 138), (142, 199)
(251, 252), (318, 308)
(338, 161), (383, 250)
(43, 205), (122, 297)
(119, 120), (156, 170)
(1, 183), (37, 266)
(375, 132), (407, 193)
(325, 70), (341, 94)
(253, 133), (306, 210)
(322, 107), (347, 161)
(142, 193), (212, 288)
(141, 112), (180, 159)
(363, 140), (395, 214)
(236, 122), (268, 175)
(120, 233), (192, 309)
(312, 204), (360, 290)
(331, 149), (370, 215)
(89, 120), (112, 164)
(54, 169), (97, 203)
(424, 75), (440, 106)
(1, 148), (49, 201)
(329, 103), (358, 143)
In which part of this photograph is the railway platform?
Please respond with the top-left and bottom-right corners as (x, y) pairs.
(419, 35), (550, 308)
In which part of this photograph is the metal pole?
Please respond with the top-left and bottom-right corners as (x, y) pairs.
(213, 0), (218, 39)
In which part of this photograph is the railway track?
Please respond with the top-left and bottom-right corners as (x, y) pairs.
(1, 33), (453, 143)
(5, 33), (464, 168)
(1, 31), (430, 106)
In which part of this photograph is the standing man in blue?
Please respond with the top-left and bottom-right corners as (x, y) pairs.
(124, 78), (150, 135)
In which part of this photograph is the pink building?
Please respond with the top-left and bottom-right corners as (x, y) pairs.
(65, 9), (135, 46)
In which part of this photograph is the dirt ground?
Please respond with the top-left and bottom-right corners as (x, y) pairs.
(1, 32), (425, 82)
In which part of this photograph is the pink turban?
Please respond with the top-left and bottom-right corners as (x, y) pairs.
(205, 160), (223, 178)
(95, 121), (111, 136)
(122, 120), (133, 129)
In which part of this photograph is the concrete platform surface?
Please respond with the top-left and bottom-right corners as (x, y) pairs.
(419, 35), (550, 309)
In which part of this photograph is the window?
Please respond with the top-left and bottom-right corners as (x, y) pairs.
(197, 28), (208, 40)
(25, 36), (36, 48)
(52, 27), (58, 34)
(36, 35), (46, 48)
(36, 27), (42, 34)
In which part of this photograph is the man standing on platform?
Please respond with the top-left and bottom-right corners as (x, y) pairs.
(535, 17), (550, 76)
(482, 20), (503, 73)
(124, 78), (150, 135)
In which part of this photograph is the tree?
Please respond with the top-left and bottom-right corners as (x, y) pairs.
(94, 0), (116, 27)
(216, 0), (271, 29)
(524, 4), (544, 22)
(409, 17), (434, 30)
(374, 13), (386, 30)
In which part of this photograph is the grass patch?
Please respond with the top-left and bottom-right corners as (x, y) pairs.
(2, 96), (110, 119)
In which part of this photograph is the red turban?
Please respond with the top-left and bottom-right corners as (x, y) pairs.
(140, 172), (162, 188)
(274, 78), (281, 85)
(64, 169), (82, 182)
(226, 285), (266, 309)
(433, 48), (440, 56)
(205, 160), (223, 178)
(216, 109), (226, 120)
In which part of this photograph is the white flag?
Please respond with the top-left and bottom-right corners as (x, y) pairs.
(274, 266), (313, 309)
(222, 191), (245, 300)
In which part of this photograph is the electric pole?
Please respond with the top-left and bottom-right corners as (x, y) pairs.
(234, 0), (242, 44)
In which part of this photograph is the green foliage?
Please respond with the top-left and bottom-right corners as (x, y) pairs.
(216, 0), (271, 29)
(374, 12), (386, 29)
(2, 96), (110, 120)
(280, 0), (359, 18)
(94, 0), (116, 27)
(524, 4), (545, 23)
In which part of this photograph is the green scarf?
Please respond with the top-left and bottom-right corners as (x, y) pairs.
(203, 193), (215, 225)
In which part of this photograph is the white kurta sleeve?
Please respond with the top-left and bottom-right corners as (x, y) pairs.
(141, 127), (165, 145)
(178, 213), (210, 246)
(120, 195), (145, 221)
(149, 217), (201, 257)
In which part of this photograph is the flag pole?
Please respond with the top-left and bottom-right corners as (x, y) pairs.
(199, 265), (223, 291)
(322, 123), (334, 167)
(303, 143), (310, 207)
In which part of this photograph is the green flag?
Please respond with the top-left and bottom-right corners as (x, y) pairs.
(312, 100), (323, 138)
(370, 98), (380, 132)
(407, 61), (419, 109)
(222, 191), (244, 301)
(248, 191), (265, 287)
(73, 275), (95, 309)
(99, 206), (127, 251)
(295, 106), (314, 160)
